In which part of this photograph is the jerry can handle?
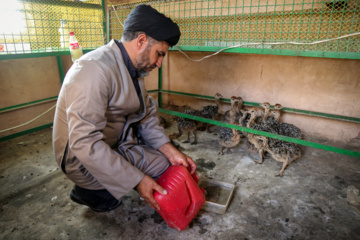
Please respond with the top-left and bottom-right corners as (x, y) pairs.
(187, 166), (199, 183)
(186, 166), (205, 195)
(183, 175), (203, 217)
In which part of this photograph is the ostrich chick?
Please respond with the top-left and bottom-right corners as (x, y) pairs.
(259, 102), (271, 122)
(218, 97), (242, 155)
(224, 96), (244, 123)
(267, 103), (283, 122)
(218, 128), (241, 155)
(256, 135), (301, 176)
(246, 108), (302, 176)
(274, 103), (283, 110)
(169, 109), (202, 145)
(246, 108), (267, 158)
(159, 116), (168, 128)
(201, 93), (223, 132)
(269, 107), (302, 139)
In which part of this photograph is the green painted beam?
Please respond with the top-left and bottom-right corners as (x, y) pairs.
(147, 89), (159, 93)
(281, 107), (360, 123)
(0, 96), (58, 113)
(161, 89), (230, 102)
(160, 108), (360, 158)
(0, 123), (53, 143)
(160, 90), (360, 123)
(170, 46), (360, 60)
(0, 49), (94, 60)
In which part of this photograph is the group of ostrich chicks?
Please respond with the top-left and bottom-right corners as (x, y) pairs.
(166, 93), (302, 177)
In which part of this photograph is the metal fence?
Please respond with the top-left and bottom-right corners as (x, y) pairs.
(110, 0), (360, 59)
(0, 0), (105, 55)
(1, 0), (358, 58)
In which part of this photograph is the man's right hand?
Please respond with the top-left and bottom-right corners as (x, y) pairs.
(136, 175), (167, 210)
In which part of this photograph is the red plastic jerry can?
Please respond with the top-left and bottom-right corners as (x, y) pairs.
(154, 165), (205, 231)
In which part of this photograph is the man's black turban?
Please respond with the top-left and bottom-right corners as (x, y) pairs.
(123, 4), (181, 47)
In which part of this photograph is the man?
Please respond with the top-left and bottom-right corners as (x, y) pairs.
(52, 4), (196, 212)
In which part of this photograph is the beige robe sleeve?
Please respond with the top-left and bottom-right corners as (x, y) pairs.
(136, 80), (170, 150)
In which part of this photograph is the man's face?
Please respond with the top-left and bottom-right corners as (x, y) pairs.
(135, 40), (169, 77)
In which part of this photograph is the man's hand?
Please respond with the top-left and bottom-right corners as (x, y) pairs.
(136, 175), (167, 210)
(158, 142), (196, 174)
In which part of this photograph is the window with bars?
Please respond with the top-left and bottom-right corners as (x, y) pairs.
(109, 0), (360, 59)
(0, 0), (105, 55)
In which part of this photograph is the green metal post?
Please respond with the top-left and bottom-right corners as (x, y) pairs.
(106, 2), (110, 43)
(158, 66), (163, 108)
(102, 0), (107, 44)
(56, 55), (65, 84)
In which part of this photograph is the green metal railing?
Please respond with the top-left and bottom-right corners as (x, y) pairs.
(0, 96), (58, 113)
(110, 0), (360, 59)
(159, 90), (360, 123)
(160, 108), (360, 158)
(0, 123), (54, 142)
(156, 89), (360, 158)
(0, 50), (97, 143)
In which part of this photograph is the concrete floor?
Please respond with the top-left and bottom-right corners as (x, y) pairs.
(1, 118), (360, 240)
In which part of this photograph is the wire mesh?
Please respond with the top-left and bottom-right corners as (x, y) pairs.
(109, 0), (360, 56)
(0, 0), (105, 54)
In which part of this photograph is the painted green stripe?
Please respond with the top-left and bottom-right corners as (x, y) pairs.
(160, 89), (230, 102)
(160, 90), (360, 123)
(0, 49), (94, 60)
(147, 89), (159, 93)
(0, 123), (53, 143)
(0, 96), (58, 113)
(159, 108), (360, 158)
(282, 107), (360, 123)
(170, 46), (360, 60)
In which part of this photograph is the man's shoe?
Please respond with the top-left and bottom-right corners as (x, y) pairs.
(69, 186), (122, 212)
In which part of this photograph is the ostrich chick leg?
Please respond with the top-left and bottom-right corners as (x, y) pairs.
(253, 149), (265, 164)
(275, 158), (289, 177)
(191, 130), (198, 145)
(218, 147), (225, 155)
(182, 132), (191, 143)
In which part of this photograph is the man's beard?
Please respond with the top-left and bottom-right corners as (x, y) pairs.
(135, 46), (157, 77)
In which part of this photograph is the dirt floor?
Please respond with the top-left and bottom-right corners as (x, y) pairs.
(1, 115), (360, 240)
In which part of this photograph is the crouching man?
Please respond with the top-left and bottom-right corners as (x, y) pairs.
(52, 4), (196, 212)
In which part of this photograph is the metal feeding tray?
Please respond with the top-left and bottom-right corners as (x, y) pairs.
(198, 178), (235, 214)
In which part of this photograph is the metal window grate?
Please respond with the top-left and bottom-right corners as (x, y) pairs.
(0, 0), (105, 54)
(109, 0), (360, 58)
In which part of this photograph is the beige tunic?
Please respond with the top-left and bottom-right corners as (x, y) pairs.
(52, 40), (170, 199)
